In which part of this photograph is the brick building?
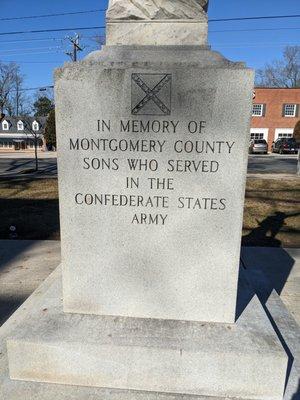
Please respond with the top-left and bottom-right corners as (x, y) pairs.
(251, 88), (300, 150)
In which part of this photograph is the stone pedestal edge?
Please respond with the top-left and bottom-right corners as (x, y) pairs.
(106, 20), (208, 46)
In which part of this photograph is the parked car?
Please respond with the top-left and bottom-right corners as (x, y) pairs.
(271, 138), (298, 154)
(249, 139), (268, 154)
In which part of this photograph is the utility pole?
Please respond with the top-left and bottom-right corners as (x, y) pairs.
(66, 34), (83, 62)
(16, 85), (19, 116)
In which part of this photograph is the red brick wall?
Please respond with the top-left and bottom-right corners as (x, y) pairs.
(251, 88), (300, 150)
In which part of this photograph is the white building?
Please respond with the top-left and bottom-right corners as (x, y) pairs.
(0, 116), (47, 152)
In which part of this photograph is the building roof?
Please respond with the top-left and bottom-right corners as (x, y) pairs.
(0, 116), (47, 134)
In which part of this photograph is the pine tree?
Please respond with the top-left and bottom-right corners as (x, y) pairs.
(33, 96), (54, 117)
(44, 109), (56, 149)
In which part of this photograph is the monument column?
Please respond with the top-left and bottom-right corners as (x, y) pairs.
(5, 2), (289, 399)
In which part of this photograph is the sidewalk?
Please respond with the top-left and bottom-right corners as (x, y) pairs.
(0, 240), (60, 325)
(241, 247), (300, 325)
(247, 173), (299, 179)
(0, 240), (299, 326)
(0, 152), (57, 159)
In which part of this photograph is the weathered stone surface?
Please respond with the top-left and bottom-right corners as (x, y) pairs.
(54, 47), (253, 324)
(1, 266), (299, 400)
(106, 20), (208, 46)
(6, 268), (288, 400)
(107, 0), (209, 21)
(106, 0), (208, 45)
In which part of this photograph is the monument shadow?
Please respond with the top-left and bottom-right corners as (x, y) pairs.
(0, 178), (60, 325)
(242, 211), (300, 248)
(292, 380), (300, 400)
(236, 244), (298, 396)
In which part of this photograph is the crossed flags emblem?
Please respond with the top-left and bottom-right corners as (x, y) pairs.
(131, 73), (172, 116)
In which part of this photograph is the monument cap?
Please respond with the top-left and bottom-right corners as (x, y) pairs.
(106, 0), (209, 46)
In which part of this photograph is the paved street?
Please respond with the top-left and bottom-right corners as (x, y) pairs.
(0, 155), (57, 179)
(0, 152), (298, 178)
(248, 154), (298, 174)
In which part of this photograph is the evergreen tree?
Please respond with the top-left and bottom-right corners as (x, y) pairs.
(33, 96), (54, 116)
(44, 109), (56, 149)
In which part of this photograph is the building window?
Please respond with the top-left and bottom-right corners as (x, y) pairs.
(32, 121), (39, 131)
(2, 120), (9, 130)
(283, 104), (296, 117)
(251, 132), (264, 140)
(17, 120), (24, 131)
(28, 139), (42, 148)
(278, 133), (293, 139)
(252, 104), (264, 117)
(275, 128), (293, 140)
(1, 140), (13, 148)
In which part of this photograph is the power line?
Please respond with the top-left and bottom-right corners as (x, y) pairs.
(0, 27), (300, 43)
(4, 61), (63, 64)
(0, 26), (105, 37)
(11, 85), (54, 92)
(0, 19), (300, 37)
(0, 51), (63, 57)
(209, 26), (300, 33)
(1, 10), (300, 23)
(0, 37), (65, 44)
(209, 14), (300, 22)
(0, 46), (62, 53)
(0, 35), (100, 44)
(1, 24), (300, 38)
(2, 41), (299, 60)
(214, 42), (300, 48)
(0, 9), (105, 21)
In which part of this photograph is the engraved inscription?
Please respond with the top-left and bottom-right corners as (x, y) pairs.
(65, 73), (237, 226)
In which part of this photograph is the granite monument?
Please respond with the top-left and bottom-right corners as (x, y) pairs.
(2, 1), (291, 399)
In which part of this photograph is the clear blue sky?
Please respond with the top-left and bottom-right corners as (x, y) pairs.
(0, 0), (299, 94)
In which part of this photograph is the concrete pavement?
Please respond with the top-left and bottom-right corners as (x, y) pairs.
(0, 240), (299, 326)
(0, 240), (60, 325)
(0, 241), (300, 400)
(241, 247), (300, 326)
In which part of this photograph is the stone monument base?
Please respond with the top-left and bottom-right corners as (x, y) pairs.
(56, 45), (252, 324)
(5, 268), (287, 400)
(106, 20), (208, 46)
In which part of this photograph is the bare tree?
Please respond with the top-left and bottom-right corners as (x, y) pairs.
(7, 74), (31, 116)
(256, 46), (300, 88)
(0, 62), (29, 116)
(0, 62), (18, 114)
(24, 120), (43, 172)
(295, 121), (300, 176)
